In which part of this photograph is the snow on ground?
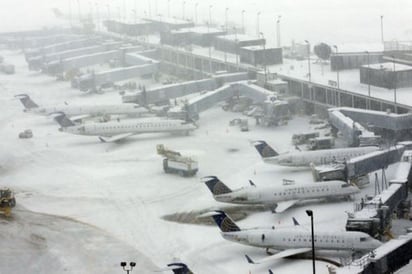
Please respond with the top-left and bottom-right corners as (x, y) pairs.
(0, 49), (389, 274)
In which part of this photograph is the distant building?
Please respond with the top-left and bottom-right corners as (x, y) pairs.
(103, 20), (155, 36)
(214, 34), (265, 54)
(360, 62), (412, 89)
(330, 52), (383, 71)
(239, 46), (282, 66)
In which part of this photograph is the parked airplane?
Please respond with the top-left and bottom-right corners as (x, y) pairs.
(53, 112), (197, 142)
(202, 176), (359, 213)
(157, 263), (193, 274)
(209, 210), (381, 263)
(15, 94), (148, 118)
(253, 140), (379, 167)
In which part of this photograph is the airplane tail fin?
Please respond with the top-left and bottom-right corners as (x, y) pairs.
(52, 112), (75, 127)
(167, 263), (193, 274)
(15, 94), (39, 110)
(201, 176), (232, 196)
(253, 140), (279, 158)
(210, 210), (241, 233)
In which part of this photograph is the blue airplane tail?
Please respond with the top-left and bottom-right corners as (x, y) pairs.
(211, 210), (241, 233)
(253, 140), (279, 158)
(202, 176), (232, 195)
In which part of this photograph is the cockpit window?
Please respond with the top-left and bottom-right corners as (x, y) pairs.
(360, 237), (367, 242)
(341, 184), (350, 188)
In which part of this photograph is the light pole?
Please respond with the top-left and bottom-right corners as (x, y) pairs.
(380, 15), (384, 44)
(132, 9), (137, 24)
(117, 6), (121, 21)
(106, 4), (111, 21)
(182, 1), (186, 20)
(194, 2), (198, 23)
(76, 0), (81, 22)
(276, 15), (281, 48)
(365, 51), (371, 109)
(260, 32), (267, 84)
(304, 40), (311, 82)
(392, 55), (397, 113)
(241, 10), (246, 33)
(333, 45), (340, 89)
(95, 2), (100, 31)
(234, 27), (239, 70)
(120, 262), (136, 274)
(365, 51), (371, 96)
(225, 8), (229, 31)
(123, 0), (126, 21)
(209, 5), (213, 25)
(68, 0), (73, 27)
(306, 210), (316, 274)
(207, 22), (212, 74)
(167, 0), (171, 17)
(256, 11), (261, 36)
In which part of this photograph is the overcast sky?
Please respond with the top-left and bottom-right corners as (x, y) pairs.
(1, 0), (411, 46)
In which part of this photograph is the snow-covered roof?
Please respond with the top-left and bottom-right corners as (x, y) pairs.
(366, 62), (412, 72)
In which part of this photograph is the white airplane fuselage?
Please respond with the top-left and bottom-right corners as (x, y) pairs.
(264, 146), (379, 166)
(29, 103), (146, 117)
(59, 118), (197, 137)
(222, 228), (381, 252)
(213, 180), (359, 205)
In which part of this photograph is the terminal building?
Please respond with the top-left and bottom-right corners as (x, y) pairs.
(360, 62), (412, 89)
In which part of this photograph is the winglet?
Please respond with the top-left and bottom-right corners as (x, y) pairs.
(245, 254), (256, 264)
(249, 180), (256, 187)
(292, 217), (300, 226)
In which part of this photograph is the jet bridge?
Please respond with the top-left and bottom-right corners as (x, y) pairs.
(335, 233), (412, 274)
(53, 43), (141, 73)
(73, 63), (159, 92)
(338, 107), (412, 132)
(313, 145), (406, 184)
(29, 45), (105, 72)
(345, 150), (412, 238)
(121, 72), (249, 105)
(25, 37), (100, 60)
(328, 109), (380, 147)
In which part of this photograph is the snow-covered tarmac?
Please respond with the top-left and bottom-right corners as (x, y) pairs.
(0, 49), (390, 274)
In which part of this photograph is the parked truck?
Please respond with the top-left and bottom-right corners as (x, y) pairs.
(156, 144), (198, 177)
(0, 188), (16, 217)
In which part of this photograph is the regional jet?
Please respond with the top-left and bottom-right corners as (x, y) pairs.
(202, 176), (359, 213)
(253, 140), (379, 167)
(15, 94), (148, 119)
(157, 263), (193, 274)
(208, 210), (381, 262)
(53, 112), (197, 142)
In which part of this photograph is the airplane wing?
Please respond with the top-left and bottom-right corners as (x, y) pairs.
(69, 114), (91, 122)
(245, 248), (312, 264)
(98, 133), (135, 143)
(274, 200), (299, 213)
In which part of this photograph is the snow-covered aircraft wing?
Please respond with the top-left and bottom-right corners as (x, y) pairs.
(245, 248), (312, 264)
(98, 133), (135, 143)
(69, 114), (91, 122)
(274, 200), (299, 213)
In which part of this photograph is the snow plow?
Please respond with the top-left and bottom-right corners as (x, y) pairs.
(156, 144), (198, 177)
(0, 188), (16, 217)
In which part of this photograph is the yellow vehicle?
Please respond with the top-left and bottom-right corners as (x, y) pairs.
(0, 188), (16, 217)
